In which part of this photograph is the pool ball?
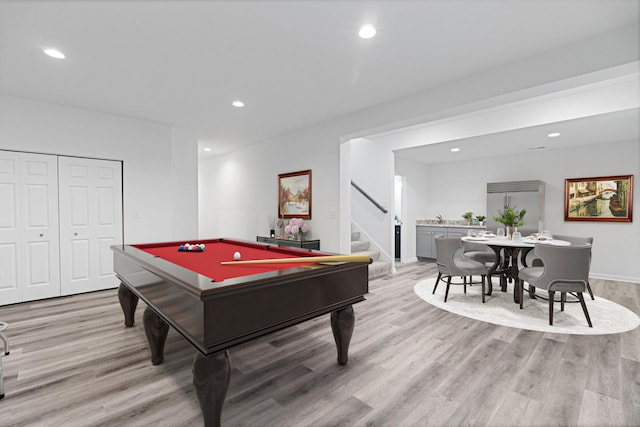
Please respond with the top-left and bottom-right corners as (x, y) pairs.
(233, 251), (241, 260)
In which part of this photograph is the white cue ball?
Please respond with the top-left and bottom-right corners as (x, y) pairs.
(233, 251), (241, 260)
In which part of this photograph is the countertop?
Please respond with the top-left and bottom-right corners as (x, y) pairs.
(416, 220), (486, 229)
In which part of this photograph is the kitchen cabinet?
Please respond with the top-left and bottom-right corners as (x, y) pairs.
(416, 225), (485, 259)
(416, 226), (444, 259)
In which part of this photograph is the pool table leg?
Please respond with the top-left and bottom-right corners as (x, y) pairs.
(193, 350), (231, 427)
(143, 307), (169, 365)
(331, 305), (354, 365)
(117, 283), (139, 327)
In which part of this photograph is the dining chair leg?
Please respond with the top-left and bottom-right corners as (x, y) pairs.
(433, 272), (442, 294)
(481, 276), (486, 303)
(463, 276), (467, 294)
(444, 277), (452, 302)
(577, 292), (593, 328)
(561, 292), (566, 312)
(587, 281), (595, 300)
(548, 290), (555, 325)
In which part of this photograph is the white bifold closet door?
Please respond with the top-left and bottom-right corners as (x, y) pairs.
(58, 156), (122, 296)
(0, 151), (61, 305)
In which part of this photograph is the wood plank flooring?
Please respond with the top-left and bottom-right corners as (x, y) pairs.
(0, 261), (638, 426)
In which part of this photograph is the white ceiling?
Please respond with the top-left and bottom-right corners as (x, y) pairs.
(1, 0), (639, 157)
(394, 108), (640, 164)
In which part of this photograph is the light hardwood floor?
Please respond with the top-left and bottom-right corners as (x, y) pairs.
(0, 261), (638, 427)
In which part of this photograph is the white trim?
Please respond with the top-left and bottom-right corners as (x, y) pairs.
(590, 273), (640, 284)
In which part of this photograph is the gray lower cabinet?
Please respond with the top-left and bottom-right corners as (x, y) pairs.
(416, 227), (443, 259)
(416, 226), (485, 259)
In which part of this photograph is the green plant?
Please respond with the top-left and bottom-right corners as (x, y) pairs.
(475, 214), (486, 222)
(492, 206), (526, 227)
(462, 211), (473, 222)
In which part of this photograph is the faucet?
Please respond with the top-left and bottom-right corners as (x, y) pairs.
(436, 214), (443, 224)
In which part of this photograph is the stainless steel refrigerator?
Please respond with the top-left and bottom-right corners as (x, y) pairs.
(485, 180), (545, 236)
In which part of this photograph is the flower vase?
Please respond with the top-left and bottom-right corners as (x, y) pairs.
(506, 226), (517, 239)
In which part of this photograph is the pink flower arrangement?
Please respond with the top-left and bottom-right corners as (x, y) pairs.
(284, 218), (309, 238)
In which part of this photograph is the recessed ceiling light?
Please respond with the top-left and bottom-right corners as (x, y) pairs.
(203, 147), (212, 152)
(43, 48), (65, 59)
(450, 148), (460, 152)
(358, 24), (376, 39)
(232, 100), (245, 108)
(547, 132), (560, 138)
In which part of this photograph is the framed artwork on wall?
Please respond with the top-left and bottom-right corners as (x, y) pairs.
(278, 169), (312, 219)
(565, 175), (633, 222)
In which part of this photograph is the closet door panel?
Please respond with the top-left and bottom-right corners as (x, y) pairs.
(27, 241), (52, 285)
(0, 153), (21, 299)
(70, 239), (90, 282)
(0, 184), (16, 229)
(0, 244), (17, 291)
(21, 154), (61, 301)
(0, 151), (60, 305)
(59, 157), (122, 295)
(97, 237), (115, 277)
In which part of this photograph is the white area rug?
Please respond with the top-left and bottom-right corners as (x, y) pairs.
(414, 277), (640, 335)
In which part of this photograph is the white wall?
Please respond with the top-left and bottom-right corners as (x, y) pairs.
(420, 140), (639, 282)
(0, 94), (198, 243)
(199, 125), (342, 248)
(395, 157), (430, 263)
(350, 138), (394, 259)
(170, 126), (199, 240)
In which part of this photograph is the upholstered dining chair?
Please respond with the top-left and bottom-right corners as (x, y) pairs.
(530, 235), (594, 299)
(0, 321), (8, 399)
(463, 240), (497, 264)
(519, 244), (592, 327)
(553, 235), (594, 299)
(434, 237), (488, 303)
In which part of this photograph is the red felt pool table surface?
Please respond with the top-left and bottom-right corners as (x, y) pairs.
(133, 238), (326, 283)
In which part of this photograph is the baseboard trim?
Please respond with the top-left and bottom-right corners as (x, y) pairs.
(590, 273), (640, 284)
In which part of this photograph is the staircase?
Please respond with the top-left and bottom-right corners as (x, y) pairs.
(351, 231), (392, 279)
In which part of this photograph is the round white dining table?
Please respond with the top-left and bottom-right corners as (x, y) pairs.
(461, 236), (570, 304)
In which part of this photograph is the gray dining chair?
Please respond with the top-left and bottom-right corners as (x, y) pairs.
(463, 240), (497, 264)
(518, 244), (592, 327)
(553, 235), (594, 299)
(434, 237), (488, 303)
(530, 234), (594, 299)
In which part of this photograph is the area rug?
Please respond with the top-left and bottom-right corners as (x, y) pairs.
(414, 277), (640, 335)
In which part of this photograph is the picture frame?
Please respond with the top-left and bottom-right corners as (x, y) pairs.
(278, 170), (312, 219)
(565, 175), (633, 222)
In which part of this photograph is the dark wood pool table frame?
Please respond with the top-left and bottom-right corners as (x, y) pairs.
(112, 238), (369, 427)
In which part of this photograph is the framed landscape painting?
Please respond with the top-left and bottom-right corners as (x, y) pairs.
(278, 170), (312, 219)
(565, 175), (633, 222)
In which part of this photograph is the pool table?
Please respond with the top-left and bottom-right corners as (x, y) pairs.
(112, 238), (370, 427)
